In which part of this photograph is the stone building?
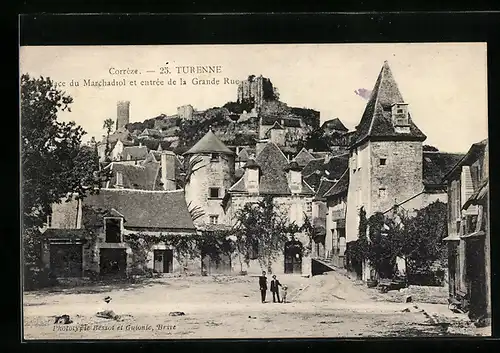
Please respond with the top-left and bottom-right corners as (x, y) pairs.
(258, 116), (305, 144)
(41, 189), (198, 278)
(183, 129), (236, 229)
(177, 104), (194, 120)
(116, 101), (130, 131)
(228, 142), (315, 275)
(306, 61), (464, 281)
(237, 75), (274, 110)
(443, 139), (489, 325)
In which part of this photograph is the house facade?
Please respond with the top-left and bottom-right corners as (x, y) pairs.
(302, 61), (464, 281)
(42, 189), (198, 278)
(443, 139), (489, 324)
(228, 143), (315, 275)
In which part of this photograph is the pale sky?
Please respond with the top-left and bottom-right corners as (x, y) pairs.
(19, 43), (488, 153)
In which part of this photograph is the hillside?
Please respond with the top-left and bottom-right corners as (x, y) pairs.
(122, 75), (321, 154)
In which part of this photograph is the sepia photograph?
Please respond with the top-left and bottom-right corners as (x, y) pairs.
(20, 43), (490, 339)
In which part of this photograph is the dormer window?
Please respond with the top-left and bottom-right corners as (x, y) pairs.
(104, 218), (122, 243)
(115, 171), (124, 188)
(391, 103), (410, 133)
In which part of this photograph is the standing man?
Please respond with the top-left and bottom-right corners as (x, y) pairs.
(270, 275), (282, 303)
(259, 271), (268, 303)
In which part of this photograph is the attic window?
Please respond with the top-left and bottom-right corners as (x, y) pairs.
(397, 109), (403, 114)
(116, 172), (124, 187)
(105, 218), (122, 243)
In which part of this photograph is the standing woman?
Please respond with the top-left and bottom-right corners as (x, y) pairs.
(259, 271), (268, 303)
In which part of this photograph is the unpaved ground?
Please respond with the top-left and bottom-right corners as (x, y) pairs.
(23, 271), (486, 339)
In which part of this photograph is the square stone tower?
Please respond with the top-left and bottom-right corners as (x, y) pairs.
(345, 61), (427, 244)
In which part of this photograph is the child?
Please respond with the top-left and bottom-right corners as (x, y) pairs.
(281, 285), (288, 303)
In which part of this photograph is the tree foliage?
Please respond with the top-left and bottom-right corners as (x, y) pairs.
(233, 196), (301, 272)
(103, 118), (114, 157)
(296, 127), (333, 152)
(348, 201), (448, 279)
(21, 74), (108, 230)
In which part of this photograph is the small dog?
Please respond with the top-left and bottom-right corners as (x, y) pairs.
(281, 285), (288, 303)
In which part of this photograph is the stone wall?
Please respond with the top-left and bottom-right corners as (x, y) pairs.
(51, 197), (82, 229)
(184, 153), (235, 226)
(370, 140), (423, 214)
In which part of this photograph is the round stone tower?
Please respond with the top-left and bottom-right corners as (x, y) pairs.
(183, 129), (235, 228)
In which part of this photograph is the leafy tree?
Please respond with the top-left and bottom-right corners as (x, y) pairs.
(103, 118), (114, 157)
(21, 74), (108, 261)
(402, 201), (448, 274)
(233, 196), (297, 273)
(296, 127), (332, 152)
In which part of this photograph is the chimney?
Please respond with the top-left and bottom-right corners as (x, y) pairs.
(243, 158), (260, 194)
(324, 153), (332, 163)
(160, 151), (177, 191)
(116, 101), (130, 130)
(286, 161), (302, 194)
(115, 171), (124, 189)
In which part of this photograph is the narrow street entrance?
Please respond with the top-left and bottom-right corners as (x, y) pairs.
(154, 249), (173, 273)
(284, 240), (303, 274)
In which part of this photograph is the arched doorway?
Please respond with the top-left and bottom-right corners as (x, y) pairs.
(284, 240), (303, 274)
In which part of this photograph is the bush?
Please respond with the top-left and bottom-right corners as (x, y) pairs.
(24, 264), (59, 291)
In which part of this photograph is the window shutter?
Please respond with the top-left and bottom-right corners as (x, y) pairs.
(461, 166), (478, 215)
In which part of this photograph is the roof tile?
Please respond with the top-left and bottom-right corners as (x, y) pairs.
(83, 189), (196, 231)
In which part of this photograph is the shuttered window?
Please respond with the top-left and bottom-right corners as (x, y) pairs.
(461, 166), (478, 215)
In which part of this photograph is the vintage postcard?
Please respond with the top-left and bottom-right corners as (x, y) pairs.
(20, 43), (490, 339)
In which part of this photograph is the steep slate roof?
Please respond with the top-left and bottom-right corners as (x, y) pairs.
(123, 146), (149, 160)
(352, 61), (427, 147)
(184, 130), (234, 155)
(311, 151), (331, 159)
(443, 139), (488, 181)
(229, 142), (314, 196)
(140, 128), (162, 137)
(237, 147), (254, 162)
(107, 162), (161, 190)
(294, 148), (316, 167)
(83, 189), (196, 231)
(323, 169), (350, 198)
(303, 172), (322, 192)
(301, 158), (324, 178)
(423, 151), (465, 186)
(301, 153), (349, 190)
(321, 118), (348, 132)
(313, 178), (337, 201)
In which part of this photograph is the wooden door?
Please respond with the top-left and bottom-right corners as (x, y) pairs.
(50, 244), (83, 278)
(284, 241), (303, 274)
(154, 250), (164, 273)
